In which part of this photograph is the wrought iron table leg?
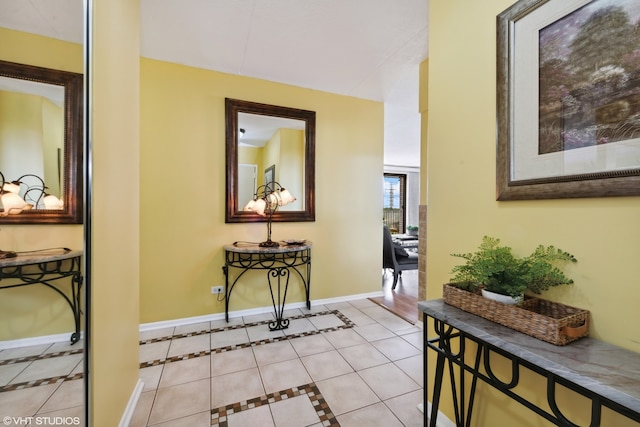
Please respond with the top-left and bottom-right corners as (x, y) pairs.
(305, 262), (311, 309)
(70, 272), (83, 344)
(430, 350), (446, 427)
(222, 265), (229, 322)
(267, 267), (290, 330)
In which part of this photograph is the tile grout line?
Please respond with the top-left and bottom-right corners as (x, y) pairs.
(139, 309), (353, 345)
(0, 310), (356, 393)
(0, 348), (84, 365)
(210, 382), (340, 427)
(139, 310), (355, 369)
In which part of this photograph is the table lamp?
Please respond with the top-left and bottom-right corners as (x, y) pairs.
(244, 181), (296, 247)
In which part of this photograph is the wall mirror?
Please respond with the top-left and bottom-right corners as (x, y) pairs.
(0, 60), (83, 224)
(225, 98), (316, 222)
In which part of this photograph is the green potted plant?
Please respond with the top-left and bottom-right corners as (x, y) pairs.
(407, 225), (419, 236)
(449, 236), (577, 304)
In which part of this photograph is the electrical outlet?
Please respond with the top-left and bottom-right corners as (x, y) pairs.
(211, 286), (224, 295)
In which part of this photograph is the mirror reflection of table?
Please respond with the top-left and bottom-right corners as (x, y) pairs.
(0, 248), (83, 344)
(223, 242), (312, 331)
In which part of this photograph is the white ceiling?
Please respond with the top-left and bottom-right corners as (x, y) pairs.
(0, 0), (428, 167)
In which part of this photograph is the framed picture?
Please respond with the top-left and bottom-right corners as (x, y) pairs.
(497, 0), (640, 200)
(264, 164), (275, 186)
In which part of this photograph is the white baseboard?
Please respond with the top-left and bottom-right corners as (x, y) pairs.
(139, 291), (384, 332)
(0, 331), (83, 350)
(119, 379), (144, 427)
(0, 293), (386, 344)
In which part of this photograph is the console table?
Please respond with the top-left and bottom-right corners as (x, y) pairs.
(0, 249), (83, 344)
(419, 299), (640, 427)
(223, 242), (311, 330)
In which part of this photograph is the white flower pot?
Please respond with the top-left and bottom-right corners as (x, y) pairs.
(481, 289), (523, 305)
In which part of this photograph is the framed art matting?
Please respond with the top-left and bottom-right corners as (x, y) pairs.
(496, 0), (640, 200)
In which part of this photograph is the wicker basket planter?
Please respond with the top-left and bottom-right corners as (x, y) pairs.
(443, 284), (589, 346)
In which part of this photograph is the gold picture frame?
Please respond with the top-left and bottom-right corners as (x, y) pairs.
(496, 0), (640, 200)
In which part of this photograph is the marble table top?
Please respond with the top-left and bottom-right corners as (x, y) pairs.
(0, 248), (82, 268)
(224, 241), (312, 254)
(419, 299), (640, 416)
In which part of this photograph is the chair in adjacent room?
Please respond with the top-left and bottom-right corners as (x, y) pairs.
(382, 225), (419, 290)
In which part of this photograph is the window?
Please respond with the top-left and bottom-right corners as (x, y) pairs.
(383, 173), (406, 233)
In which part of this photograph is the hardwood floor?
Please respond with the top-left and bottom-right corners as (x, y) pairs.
(369, 269), (419, 324)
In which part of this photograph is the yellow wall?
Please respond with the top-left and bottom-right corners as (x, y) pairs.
(238, 146), (262, 167)
(0, 29), (83, 340)
(278, 129), (305, 211)
(90, 0), (141, 425)
(426, 1), (640, 425)
(0, 92), (61, 196)
(42, 98), (64, 197)
(237, 127), (304, 211)
(140, 58), (384, 323)
(264, 130), (280, 183)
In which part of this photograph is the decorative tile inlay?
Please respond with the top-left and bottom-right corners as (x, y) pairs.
(0, 372), (83, 393)
(139, 310), (354, 369)
(0, 348), (83, 366)
(0, 348), (85, 393)
(0, 310), (355, 393)
(210, 382), (340, 427)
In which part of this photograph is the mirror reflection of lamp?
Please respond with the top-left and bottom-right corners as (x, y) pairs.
(0, 172), (29, 215)
(0, 171), (63, 215)
(43, 193), (64, 210)
(0, 172), (19, 258)
(244, 181), (297, 247)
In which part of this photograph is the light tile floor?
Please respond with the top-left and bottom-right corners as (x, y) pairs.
(131, 298), (424, 426)
(0, 298), (424, 427)
(0, 338), (84, 425)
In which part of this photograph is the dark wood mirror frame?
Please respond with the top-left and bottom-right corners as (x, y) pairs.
(225, 98), (315, 223)
(0, 60), (83, 224)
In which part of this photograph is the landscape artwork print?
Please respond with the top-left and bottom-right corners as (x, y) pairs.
(538, 0), (640, 155)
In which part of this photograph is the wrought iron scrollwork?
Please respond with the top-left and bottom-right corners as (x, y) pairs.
(223, 246), (311, 330)
(0, 251), (83, 344)
(424, 316), (629, 427)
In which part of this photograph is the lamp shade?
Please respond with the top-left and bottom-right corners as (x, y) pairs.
(242, 181), (297, 247)
(253, 198), (267, 216)
(278, 189), (296, 206)
(267, 193), (279, 205)
(2, 181), (20, 194)
(1, 192), (29, 215)
(43, 194), (64, 209)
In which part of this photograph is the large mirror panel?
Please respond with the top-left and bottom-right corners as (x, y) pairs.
(0, 0), (87, 423)
(225, 98), (316, 222)
(0, 59), (83, 224)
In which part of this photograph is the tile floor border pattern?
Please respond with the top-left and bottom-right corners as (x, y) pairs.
(0, 348), (84, 366)
(0, 310), (354, 394)
(139, 310), (355, 369)
(0, 346), (84, 393)
(139, 310), (352, 346)
(138, 305), (423, 426)
(0, 372), (83, 393)
(211, 382), (339, 427)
